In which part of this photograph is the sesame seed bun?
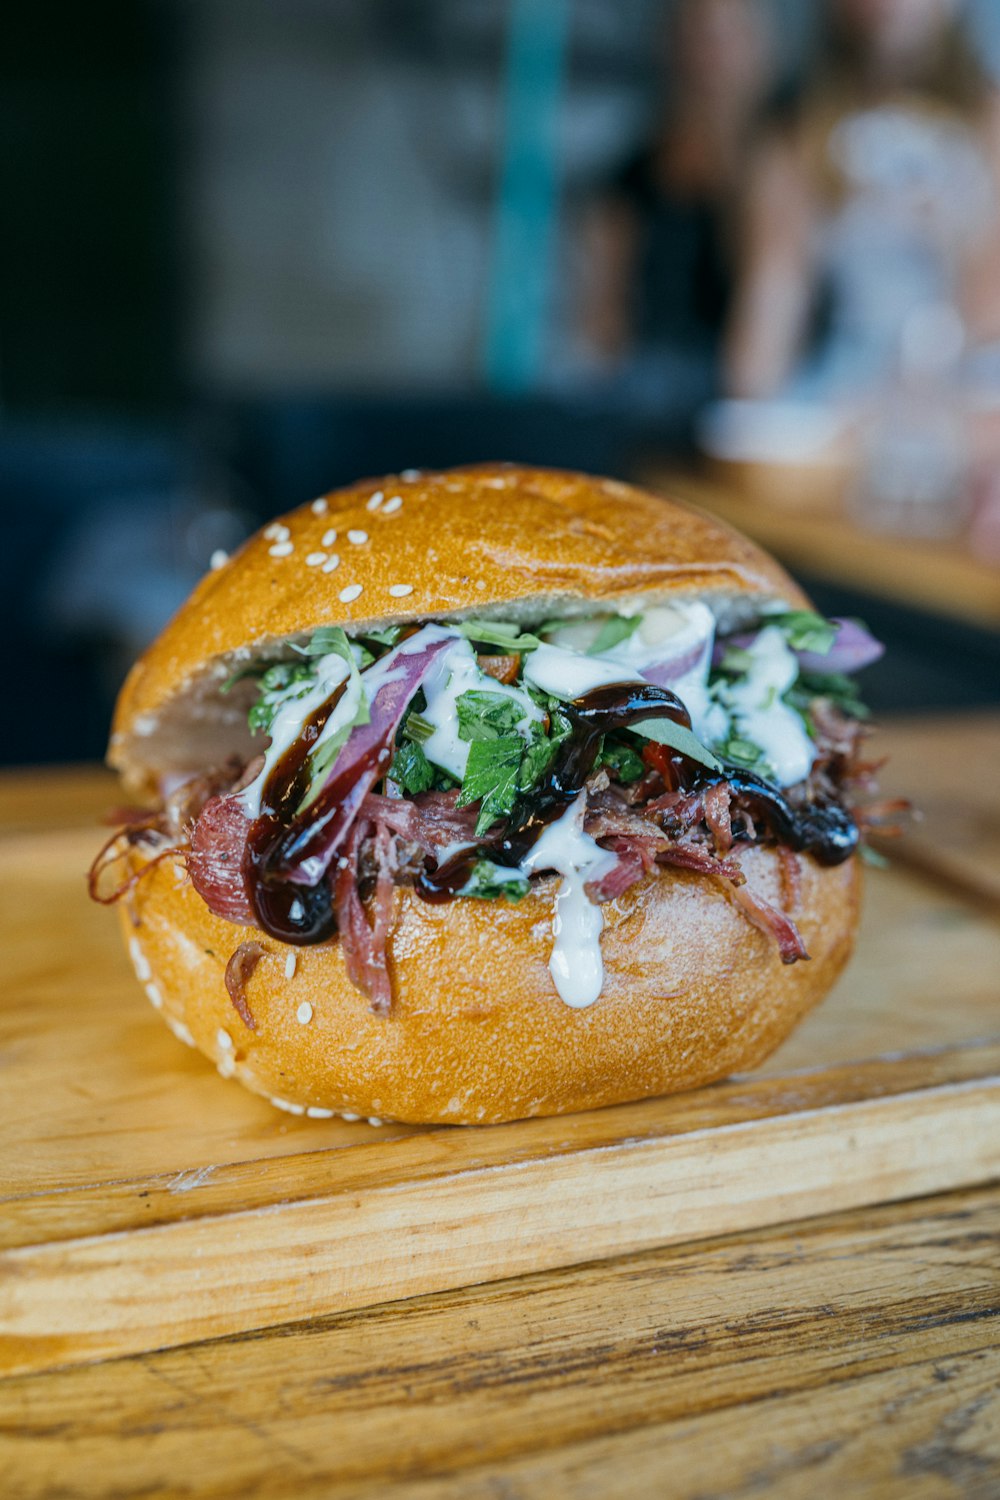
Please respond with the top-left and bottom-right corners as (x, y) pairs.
(105, 464), (857, 1126)
(109, 464), (807, 794)
(121, 841), (859, 1125)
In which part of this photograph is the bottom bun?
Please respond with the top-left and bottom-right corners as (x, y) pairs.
(119, 846), (859, 1125)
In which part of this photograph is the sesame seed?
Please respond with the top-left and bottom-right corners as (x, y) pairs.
(305, 551), (326, 567)
(382, 495), (403, 514)
(263, 522), (286, 540)
(347, 529), (368, 545)
(296, 1001), (313, 1025)
(322, 528), (338, 546)
(269, 541), (294, 558)
(284, 953), (297, 980)
(368, 1116), (384, 1127)
(217, 1027), (233, 1051)
(307, 1105), (334, 1118)
(366, 491), (384, 511)
(167, 1015), (195, 1048)
(209, 548), (229, 570)
(145, 982), (163, 1010)
(339, 583), (363, 603)
(340, 1111), (360, 1122)
(322, 554), (341, 573)
(270, 1095), (305, 1115)
(388, 583), (413, 597)
(129, 938), (151, 982)
(311, 497), (328, 514)
(401, 468), (421, 481)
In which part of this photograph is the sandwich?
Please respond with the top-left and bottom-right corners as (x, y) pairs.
(91, 464), (888, 1124)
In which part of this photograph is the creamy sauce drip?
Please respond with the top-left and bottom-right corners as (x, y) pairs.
(518, 793), (617, 1008)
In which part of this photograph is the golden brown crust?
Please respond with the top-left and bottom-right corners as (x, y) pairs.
(109, 465), (807, 781)
(120, 844), (859, 1125)
(106, 462), (852, 1125)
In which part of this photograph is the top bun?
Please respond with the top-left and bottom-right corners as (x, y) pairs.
(110, 464), (806, 791)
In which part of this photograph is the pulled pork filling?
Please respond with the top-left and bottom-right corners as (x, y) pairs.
(93, 602), (893, 1019)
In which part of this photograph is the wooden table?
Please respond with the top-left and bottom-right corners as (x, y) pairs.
(643, 468), (1000, 630)
(2, 717), (999, 1498)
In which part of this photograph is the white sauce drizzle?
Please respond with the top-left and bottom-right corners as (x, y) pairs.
(523, 643), (644, 700)
(519, 793), (618, 1008)
(420, 635), (544, 781)
(716, 625), (815, 787)
(236, 651), (351, 818)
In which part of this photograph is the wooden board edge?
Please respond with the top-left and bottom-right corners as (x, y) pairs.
(2, 1074), (998, 1378)
(4, 1040), (999, 1251)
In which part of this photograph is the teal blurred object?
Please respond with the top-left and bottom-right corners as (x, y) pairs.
(484, 0), (571, 394)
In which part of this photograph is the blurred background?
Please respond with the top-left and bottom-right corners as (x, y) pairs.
(4, 0), (1000, 766)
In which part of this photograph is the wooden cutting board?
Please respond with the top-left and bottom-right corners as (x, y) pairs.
(2, 751), (999, 1379)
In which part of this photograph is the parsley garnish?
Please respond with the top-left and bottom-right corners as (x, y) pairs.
(587, 615), (641, 655)
(457, 735), (525, 834)
(455, 619), (541, 651)
(769, 610), (837, 656)
(455, 690), (525, 742)
(596, 737), (646, 783)
(459, 859), (531, 902)
(389, 739), (435, 795)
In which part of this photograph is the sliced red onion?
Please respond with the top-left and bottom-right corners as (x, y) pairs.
(795, 618), (884, 675)
(276, 628), (455, 887)
(633, 639), (707, 689)
(714, 618), (884, 676)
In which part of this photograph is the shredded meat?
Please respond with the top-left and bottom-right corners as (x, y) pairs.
(101, 679), (884, 1011)
(333, 819), (395, 1017)
(224, 941), (266, 1029)
(726, 880), (809, 964)
(187, 795), (256, 926)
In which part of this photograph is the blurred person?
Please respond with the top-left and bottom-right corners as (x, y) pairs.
(724, 0), (1000, 402)
(574, 0), (776, 438)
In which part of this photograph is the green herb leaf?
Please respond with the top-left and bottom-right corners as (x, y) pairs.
(456, 689), (525, 743)
(456, 735), (524, 835)
(771, 611), (837, 656)
(587, 615), (641, 655)
(596, 737), (646, 783)
(246, 662), (316, 735)
(717, 736), (767, 771)
(459, 859), (531, 902)
(629, 717), (722, 771)
(455, 619), (541, 651)
(717, 646), (754, 676)
(295, 626), (373, 668)
(389, 739), (435, 795)
(517, 730), (558, 793)
(402, 711), (435, 744)
(362, 626), (405, 648)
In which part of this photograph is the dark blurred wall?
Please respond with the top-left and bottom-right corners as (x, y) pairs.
(0, 3), (179, 412)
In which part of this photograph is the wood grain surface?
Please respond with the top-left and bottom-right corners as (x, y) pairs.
(3, 1185), (997, 1498)
(644, 468), (1000, 627)
(869, 714), (1000, 909)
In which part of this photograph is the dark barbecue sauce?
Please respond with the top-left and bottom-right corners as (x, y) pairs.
(417, 681), (694, 901)
(417, 680), (858, 902)
(242, 687), (346, 945)
(241, 673), (859, 935)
